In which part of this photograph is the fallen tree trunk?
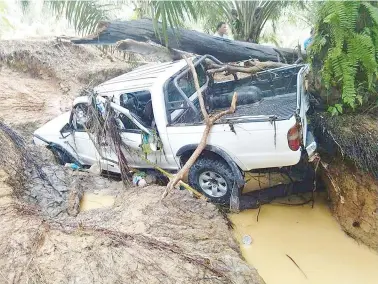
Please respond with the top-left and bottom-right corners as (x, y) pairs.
(72, 19), (303, 63)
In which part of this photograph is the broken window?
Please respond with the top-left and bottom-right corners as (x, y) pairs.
(166, 63), (208, 124)
(119, 90), (154, 130)
(72, 103), (89, 131)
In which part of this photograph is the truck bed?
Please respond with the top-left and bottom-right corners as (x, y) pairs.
(214, 92), (297, 122)
(169, 64), (303, 125)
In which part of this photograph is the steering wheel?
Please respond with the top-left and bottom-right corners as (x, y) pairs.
(123, 93), (141, 113)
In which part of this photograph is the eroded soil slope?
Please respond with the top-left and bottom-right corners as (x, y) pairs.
(0, 39), (132, 127)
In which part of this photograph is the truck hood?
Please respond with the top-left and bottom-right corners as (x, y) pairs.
(33, 111), (71, 140)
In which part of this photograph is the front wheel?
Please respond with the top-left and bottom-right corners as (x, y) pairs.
(51, 148), (73, 165)
(188, 156), (235, 204)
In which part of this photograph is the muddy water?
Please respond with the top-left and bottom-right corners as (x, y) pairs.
(230, 193), (378, 284)
(80, 192), (115, 211)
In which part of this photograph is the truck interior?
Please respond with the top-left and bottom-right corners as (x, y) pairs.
(119, 91), (154, 129)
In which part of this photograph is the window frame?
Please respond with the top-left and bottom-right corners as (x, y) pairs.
(163, 55), (224, 126)
(70, 103), (89, 132)
(118, 91), (152, 134)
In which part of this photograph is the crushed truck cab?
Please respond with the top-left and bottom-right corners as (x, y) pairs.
(33, 55), (317, 205)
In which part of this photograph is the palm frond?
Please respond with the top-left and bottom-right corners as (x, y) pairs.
(19, 0), (31, 14)
(47, 0), (109, 35)
(0, 1), (12, 32)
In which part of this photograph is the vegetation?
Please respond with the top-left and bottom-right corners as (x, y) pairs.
(139, 0), (299, 43)
(0, 1), (11, 35)
(20, 0), (110, 34)
(309, 1), (378, 115)
(18, 0), (296, 44)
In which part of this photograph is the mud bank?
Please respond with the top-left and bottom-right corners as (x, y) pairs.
(321, 161), (378, 250)
(312, 113), (378, 250)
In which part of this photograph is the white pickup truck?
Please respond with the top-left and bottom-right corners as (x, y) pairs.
(33, 55), (316, 204)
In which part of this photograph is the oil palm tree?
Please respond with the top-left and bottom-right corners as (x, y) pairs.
(136, 0), (299, 43)
(18, 0), (301, 44)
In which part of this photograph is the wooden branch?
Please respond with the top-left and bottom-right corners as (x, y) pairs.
(206, 60), (288, 75)
(184, 56), (209, 122)
(161, 58), (238, 199)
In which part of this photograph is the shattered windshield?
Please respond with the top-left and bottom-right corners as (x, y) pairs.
(177, 64), (207, 99)
(167, 64), (207, 103)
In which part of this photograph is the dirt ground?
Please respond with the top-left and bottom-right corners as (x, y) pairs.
(0, 39), (134, 126)
(0, 40), (263, 283)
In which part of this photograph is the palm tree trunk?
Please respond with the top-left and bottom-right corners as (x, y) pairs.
(72, 19), (303, 63)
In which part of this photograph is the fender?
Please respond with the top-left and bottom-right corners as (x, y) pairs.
(33, 133), (82, 166)
(176, 144), (245, 189)
(48, 142), (83, 167)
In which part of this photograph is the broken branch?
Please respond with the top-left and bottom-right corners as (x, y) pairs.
(185, 56), (209, 122)
(206, 60), (288, 75)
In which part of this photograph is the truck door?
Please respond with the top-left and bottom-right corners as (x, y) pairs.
(70, 102), (100, 165)
(70, 102), (119, 172)
(116, 113), (172, 169)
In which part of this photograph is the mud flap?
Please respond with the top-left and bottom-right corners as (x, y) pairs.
(230, 185), (243, 213)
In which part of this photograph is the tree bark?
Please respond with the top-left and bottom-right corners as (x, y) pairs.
(72, 19), (303, 63)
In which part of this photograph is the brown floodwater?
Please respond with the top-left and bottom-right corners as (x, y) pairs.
(80, 192), (115, 211)
(230, 193), (378, 284)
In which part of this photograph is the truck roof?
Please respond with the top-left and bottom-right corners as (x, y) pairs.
(94, 59), (188, 97)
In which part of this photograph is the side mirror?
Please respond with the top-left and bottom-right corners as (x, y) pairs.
(60, 123), (72, 138)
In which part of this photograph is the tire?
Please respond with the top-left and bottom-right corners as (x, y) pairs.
(51, 148), (72, 165)
(188, 155), (235, 204)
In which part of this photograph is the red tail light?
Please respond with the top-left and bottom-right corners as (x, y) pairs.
(287, 123), (301, 151)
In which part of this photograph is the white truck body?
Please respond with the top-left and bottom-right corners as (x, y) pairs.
(33, 55), (316, 201)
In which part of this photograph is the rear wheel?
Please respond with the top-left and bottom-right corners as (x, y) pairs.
(188, 156), (235, 204)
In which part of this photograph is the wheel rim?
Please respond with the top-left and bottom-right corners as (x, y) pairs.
(198, 171), (228, 197)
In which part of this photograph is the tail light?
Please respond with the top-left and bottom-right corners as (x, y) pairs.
(287, 123), (301, 151)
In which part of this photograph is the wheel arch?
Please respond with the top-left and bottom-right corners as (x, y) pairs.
(47, 142), (82, 166)
(176, 144), (245, 188)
